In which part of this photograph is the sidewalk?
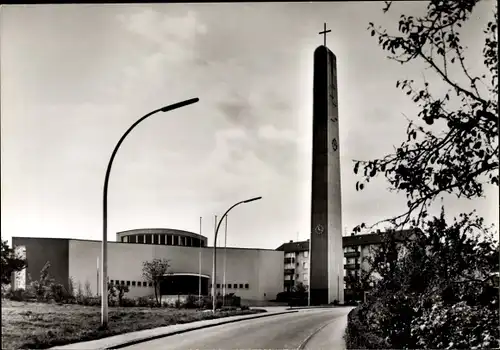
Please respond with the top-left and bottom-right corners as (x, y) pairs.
(51, 310), (297, 350)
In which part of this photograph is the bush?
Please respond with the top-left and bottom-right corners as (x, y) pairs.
(78, 296), (101, 306)
(241, 305), (250, 310)
(9, 288), (27, 302)
(410, 301), (499, 349)
(137, 296), (156, 307)
(49, 283), (68, 303)
(183, 294), (197, 309)
(120, 297), (136, 307)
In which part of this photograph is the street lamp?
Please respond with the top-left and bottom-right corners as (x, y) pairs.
(101, 98), (199, 328)
(212, 196), (262, 313)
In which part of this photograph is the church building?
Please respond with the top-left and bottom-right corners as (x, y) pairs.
(11, 228), (284, 304)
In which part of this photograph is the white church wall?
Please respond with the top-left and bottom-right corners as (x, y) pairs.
(68, 240), (283, 301)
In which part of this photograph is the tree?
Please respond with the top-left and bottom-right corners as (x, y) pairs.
(1, 240), (27, 285)
(142, 258), (170, 305)
(28, 261), (55, 301)
(347, 209), (499, 349)
(353, 0), (498, 230)
(293, 282), (308, 294)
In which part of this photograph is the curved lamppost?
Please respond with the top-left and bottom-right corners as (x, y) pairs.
(101, 98), (199, 327)
(212, 196), (262, 313)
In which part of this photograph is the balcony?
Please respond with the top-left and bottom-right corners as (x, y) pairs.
(344, 251), (360, 258)
(344, 263), (360, 270)
(284, 268), (295, 275)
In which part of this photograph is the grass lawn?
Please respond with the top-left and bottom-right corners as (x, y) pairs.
(1, 299), (264, 349)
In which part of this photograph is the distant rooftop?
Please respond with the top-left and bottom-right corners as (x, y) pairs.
(275, 229), (418, 252)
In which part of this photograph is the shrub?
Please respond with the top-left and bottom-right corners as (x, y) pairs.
(80, 296), (101, 306)
(241, 305), (250, 310)
(67, 277), (75, 297)
(9, 288), (27, 302)
(183, 294), (197, 309)
(410, 301), (499, 349)
(174, 299), (182, 309)
(49, 283), (68, 303)
(120, 297), (136, 307)
(137, 296), (153, 307)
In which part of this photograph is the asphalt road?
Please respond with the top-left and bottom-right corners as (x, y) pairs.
(123, 307), (353, 350)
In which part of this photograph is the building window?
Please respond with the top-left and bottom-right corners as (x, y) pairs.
(148, 282), (153, 287)
(110, 280), (114, 284)
(132, 281), (136, 286)
(153, 234), (158, 245)
(137, 235), (144, 244)
(227, 284), (232, 288)
(160, 234), (165, 245)
(245, 284), (249, 289)
(145, 234), (152, 244)
(303, 273), (308, 281)
(239, 284), (243, 288)
(126, 281), (130, 286)
(304, 251), (309, 258)
(121, 280), (125, 285)
(129, 235), (137, 243)
(303, 262), (309, 269)
(216, 284), (221, 289)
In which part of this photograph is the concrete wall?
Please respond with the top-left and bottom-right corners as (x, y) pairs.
(68, 240), (283, 301)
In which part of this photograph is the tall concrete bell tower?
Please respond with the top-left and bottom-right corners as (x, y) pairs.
(309, 23), (344, 305)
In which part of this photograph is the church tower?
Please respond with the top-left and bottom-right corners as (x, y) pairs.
(309, 23), (344, 305)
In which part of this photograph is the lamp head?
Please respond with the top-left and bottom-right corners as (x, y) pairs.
(243, 196), (262, 203)
(160, 98), (199, 112)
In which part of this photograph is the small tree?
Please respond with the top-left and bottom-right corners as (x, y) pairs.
(142, 258), (170, 305)
(293, 282), (308, 294)
(29, 261), (54, 301)
(1, 240), (27, 285)
(114, 284), (129, 306)
(84, 280), (92, 298)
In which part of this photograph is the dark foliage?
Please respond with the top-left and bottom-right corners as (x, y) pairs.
(1, 240), (27, 285)
(346, 210), (499, 349)
(353, 0), (498, 230)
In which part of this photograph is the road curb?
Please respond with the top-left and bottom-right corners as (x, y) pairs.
(107, 310), (298, 349)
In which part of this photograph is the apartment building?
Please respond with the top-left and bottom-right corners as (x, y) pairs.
(276, 229), (417, 295)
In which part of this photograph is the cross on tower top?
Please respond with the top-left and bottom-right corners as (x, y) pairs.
(318, 22), (331, 47)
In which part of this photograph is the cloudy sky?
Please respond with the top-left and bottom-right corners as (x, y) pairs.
(1, 2), (497, 250)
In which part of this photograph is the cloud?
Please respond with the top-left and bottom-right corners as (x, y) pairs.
(257, 124), (296, 142)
